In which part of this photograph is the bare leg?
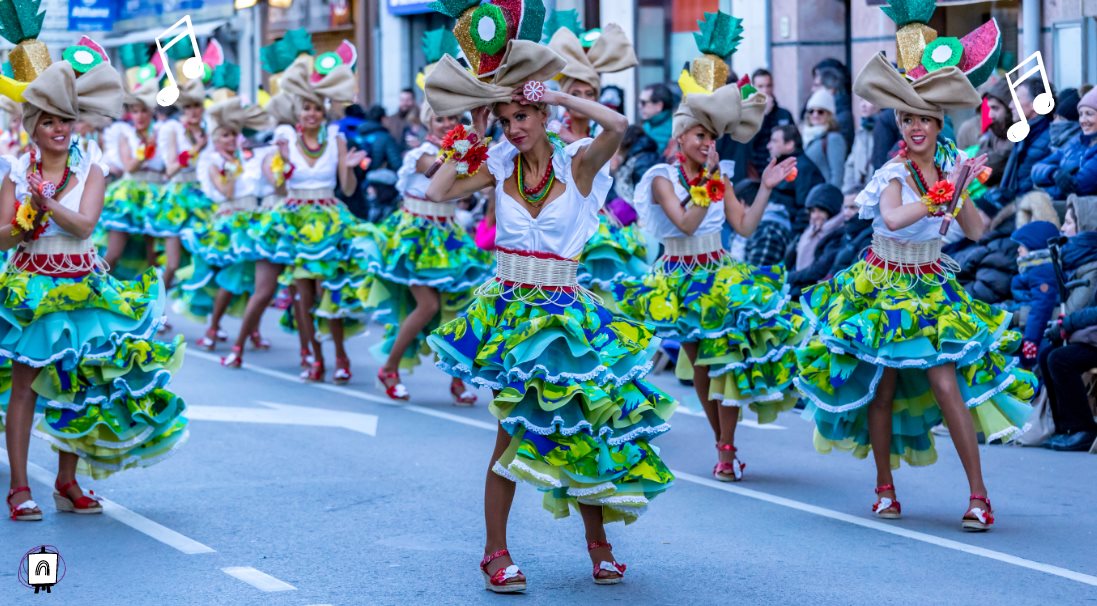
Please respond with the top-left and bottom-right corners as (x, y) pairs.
(579, 504), (622, 581)
(382, 285), (440, 372)
(927, 364), (988, 510)
(208, 289), (234, 334)
(294, 278), (322, 364)
(54, 451), (93, 504)
(144, 236), (158, 267)
(284, 285), (311, 359)
(680, 342), (718, 438)
(5, 363), (41, 512)
(104, 231), (129, 270)
(483, 416), (523, 582)
(162, 236), (182, 290)
(868, 367), (900, 510)
(233, 261), (283, 350)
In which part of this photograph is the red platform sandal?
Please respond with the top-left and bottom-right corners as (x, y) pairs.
(195, 327), (218, 351)
(221, 345), (243, 368)
(480, 548), (526, 593)
(303, 360), (325, 382)
(450, 378), (476, 406)
(7, 486), (42, 521)
(962, 494), (994, 531)
(54, 479), (102, 515)
(376, 369), (409, 401)
(249, 331), (272, 350)
(333, 357), (352, 385)
(713, 443), (745, 482)
(588, 540), (626, 585)
(872, 484), (902, 519)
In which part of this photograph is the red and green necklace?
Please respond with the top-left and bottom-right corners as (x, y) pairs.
(515, 153), (555, 206)
(297, 123), (328, 159)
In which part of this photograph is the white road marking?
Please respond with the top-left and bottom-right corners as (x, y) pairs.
(0, 447), (215, 555)
(188, 401), (378, 436)
(221, 566), (296, 592)
(191, 354), (1097, 587)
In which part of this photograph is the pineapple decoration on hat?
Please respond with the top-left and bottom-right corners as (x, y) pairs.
(415, 27), (461, 127)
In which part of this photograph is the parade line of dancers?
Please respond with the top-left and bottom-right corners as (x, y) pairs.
(1, 0), (1037, 595)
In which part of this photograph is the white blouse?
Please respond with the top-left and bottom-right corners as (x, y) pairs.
(9, 141), (107, 242)
(396, 141), (438, 200)
(198, 150), (259, 203)
(285, 124), (341, 190)
(857, 155), (966, 243)
(157, 119), (198, 171)
(489, 138), (611, 259)
(634, 163), (726, 240)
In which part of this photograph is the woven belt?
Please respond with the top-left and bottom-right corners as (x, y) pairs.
(25, 236), (95, 255)
(169, 169), (197, 184)
(218, 196), (259, 214)
(870, 234), (943, 265)
(287, 188), (335, 201)
(494, 248), (578, 288)
(260, 194), (282, 210)
(663, 231), (723, 257)
(129, 170), (165, 184)
(403, 196), (455, 219)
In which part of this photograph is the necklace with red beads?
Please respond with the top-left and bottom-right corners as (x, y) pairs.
(515, 153), (556, 206)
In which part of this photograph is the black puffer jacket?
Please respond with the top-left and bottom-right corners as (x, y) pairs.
(789, 226), (847, 296)
(947, 204), (1019, 304)
(828, 217), (873, 277)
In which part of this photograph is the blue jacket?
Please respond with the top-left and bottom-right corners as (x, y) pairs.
(1032, 133), (1097, 199)
(1010, 252), (1059, 344)
(983, 116), (1052, 210)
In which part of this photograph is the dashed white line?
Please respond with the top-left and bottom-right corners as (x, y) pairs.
(190, 353), (1097, 588)
(222, 566), (297, 592)
(0, 447), (215, 555)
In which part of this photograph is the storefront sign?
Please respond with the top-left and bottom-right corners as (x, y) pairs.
(68, 0), (118, 31)
(388, 0), (434, 16)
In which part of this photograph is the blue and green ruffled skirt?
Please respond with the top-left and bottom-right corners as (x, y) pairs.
(147, 178), (215, 237)
(101, 177), (161, 235)
(427, 282), (676, 523)
(333, 208), (494, 370)
(795, 257), (1036, 468)
(174, 210), (258, 321)
(578, 214), (650, 307)
(0, 265), (188, 479)
(615, 257), (806, 423)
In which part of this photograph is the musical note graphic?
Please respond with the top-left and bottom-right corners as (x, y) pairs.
(154, 15), (205, 107)
(1004, 51), (1056, 143)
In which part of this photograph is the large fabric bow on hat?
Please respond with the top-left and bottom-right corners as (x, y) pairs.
(176, 78), (207, 107)
(123, 76), (159, 110)
(854, 52), (981, 121)
(548, 23), (637, 93)
(22, 62), (123, 135)
(672, 84), (765, 143)
(279, 56), (356, 114)
(206, 97), (274, 134)
(424, 39), (565, 116)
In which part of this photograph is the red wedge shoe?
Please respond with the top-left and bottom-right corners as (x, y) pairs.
(480, 548), (526, 593)
(54, 479), (102, 515)
(588, 540), (626, 585)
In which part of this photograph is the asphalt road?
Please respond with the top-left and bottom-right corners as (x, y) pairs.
(2, 307), (1095, 605)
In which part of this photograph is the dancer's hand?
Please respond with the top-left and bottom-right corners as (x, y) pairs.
(345, 148), (367, 169)
(471, 106), (491, 138)
(760, 157), (797, 190)
(950, 154), (988, 191)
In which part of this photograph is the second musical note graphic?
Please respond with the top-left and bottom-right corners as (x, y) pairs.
(155, 15), (204, 107)
(1004, 51), (1056, 143)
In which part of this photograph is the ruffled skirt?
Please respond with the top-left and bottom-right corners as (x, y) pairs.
(578, 214), (650, 291)
(795, 258), (1036, 468)
(0, 267), (188, 479)
(427, 282), (676, 523)
(101, 177), (161, 235)
(147, 179), (215, 237)
(174, 211), (258, 321)
(615, 258), (806, 422)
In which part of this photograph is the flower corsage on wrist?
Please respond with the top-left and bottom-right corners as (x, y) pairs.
(921, 180), (967, 218)
(440, 124), (489, 178)
(219, 155), (244, 184)
(269, 153), (294, 188)
(11, 198), (49, 240)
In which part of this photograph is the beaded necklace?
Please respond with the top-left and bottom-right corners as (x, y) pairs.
(297, 123), (328, 159)
(36, 151), (75, 197)
(903, 158), (941, 196)
(515, 152), (556, 206)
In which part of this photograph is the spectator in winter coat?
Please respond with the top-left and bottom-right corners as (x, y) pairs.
(948, 202), (1019, 304)
(1009, 220), (1061, 368)
(1049, 88), (1082, 152)
(956, 79), (1013, 188)
(1032, 87), (1097, 199)
(355, 105), (405, 221)
(748, 69), (795, 177)
(613, 126), (661, 204)
(787, 184), (848, 294)
(828, 214), (873, 276)
(981, 78), (1056, 213)
(639, 83), (676, 159)
(810, 62), (855, 149)
(735, 179), (792, 267)
(767, 124), (826, 236)
(802, 89), (848, 188)
(841, 98), (878, 198)
(871, 108), (901, 170)
(1036, 198), (1097, 451)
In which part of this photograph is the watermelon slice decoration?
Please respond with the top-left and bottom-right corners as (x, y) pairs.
(75, 36), (109, 64)
(136, 64), (157, 84)
(907, 18), (1002, 88)
(315, 52), (341, 75)
(921, 37), (963, 72)
(203, 39), (224, 69)
(737, 73), (757, 98)
(310, 40), (357, 83)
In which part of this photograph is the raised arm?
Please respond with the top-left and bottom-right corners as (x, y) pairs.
(535, 89), (627, 196)
(426, 106), (496, 203)
(652, 175), (709, 236)
(28, 166), (106, 240)
(337, 135), (364, 198)
(726, 157), (797, 237)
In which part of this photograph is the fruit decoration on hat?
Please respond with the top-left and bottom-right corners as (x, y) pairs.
(678, 11), (744, 97)
(417, 28), (460, 91)
(311, 40), (357, 83)
(431, 0), (546, 79)
(0, 0), (50, 101)
(260, 28), (315, 94)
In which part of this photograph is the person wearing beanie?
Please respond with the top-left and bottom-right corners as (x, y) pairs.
(955, 78), (1013, 188)
(1032, 87), (1097, 200)
(0, 43), (188, 522)
(1009, 220), (1061, 368)
(1050, 88), (1082, 151)
(803, 88), (848, 188)
(981, 76), (1055, 215)
(790, 183), (845, 269)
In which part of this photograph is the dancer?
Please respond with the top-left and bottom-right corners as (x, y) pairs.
(548, 22), (649, 302)
(348, 29), (492, 403)
(423, 11), (674, 590)
(101, 76), (162, 279)
(223, 54), (364, 383)
(154, 77), (212, 292)
(795, 49), (1036, 531)
(179, 97), (274, 350)
(1, 48), (187, 522)
(615, 11), (804, 482)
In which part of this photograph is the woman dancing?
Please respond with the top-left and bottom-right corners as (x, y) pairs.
(795, 52), (1035, 531)
(423, 31), (674, 590)
(2, 52), (187, 521)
